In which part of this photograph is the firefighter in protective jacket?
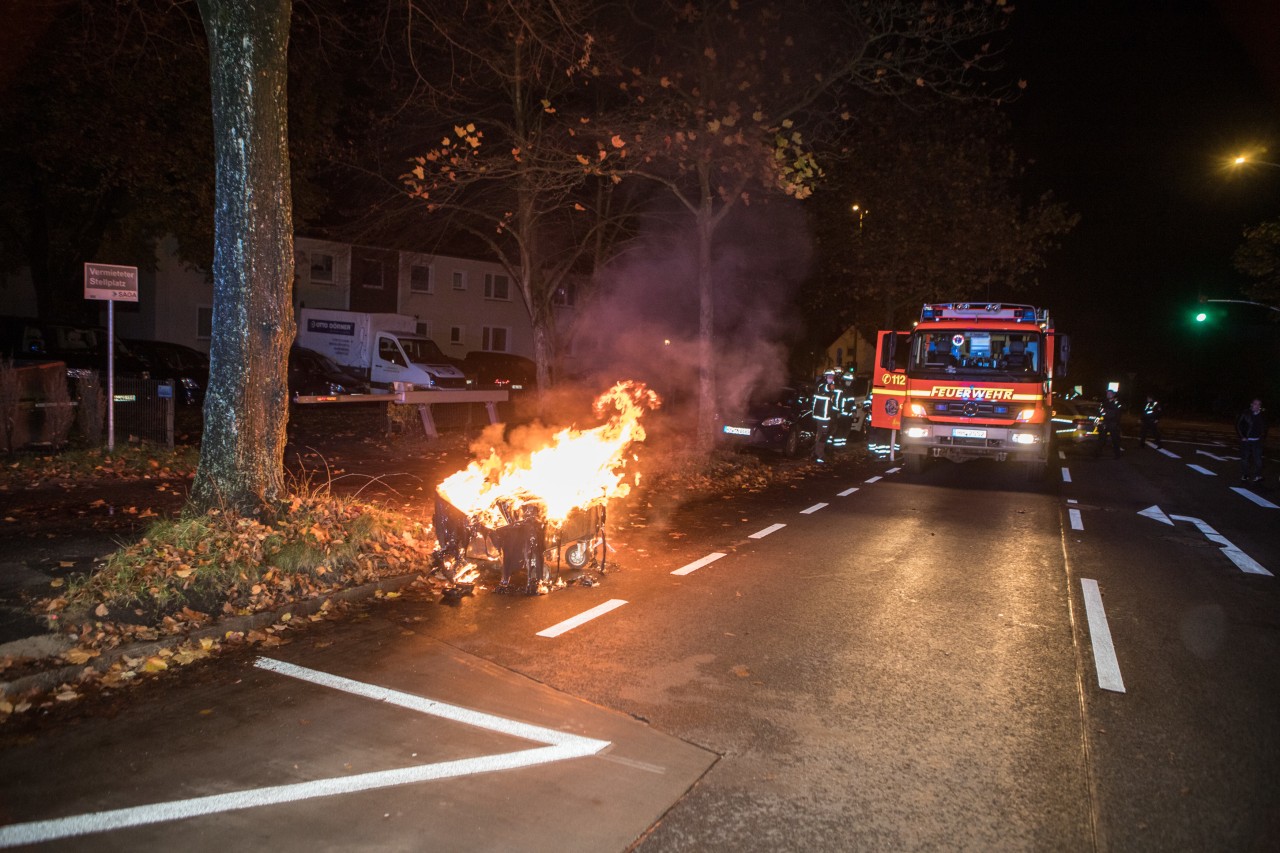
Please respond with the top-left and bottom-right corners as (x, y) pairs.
(1139, 394), (1163, 449)
(812, 369), (838, 463)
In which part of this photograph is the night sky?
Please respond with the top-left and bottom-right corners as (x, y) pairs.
(1007, 0), (1279, 411)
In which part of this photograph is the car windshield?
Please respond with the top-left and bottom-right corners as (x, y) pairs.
(910, 329), (1044, 378)
(400, 337), (449, 364)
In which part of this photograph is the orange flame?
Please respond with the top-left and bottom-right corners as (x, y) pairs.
(437, 381), (661, 528)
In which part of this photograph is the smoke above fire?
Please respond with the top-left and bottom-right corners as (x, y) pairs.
(436, 381), (661, 528)
(570, 200), (812, 419)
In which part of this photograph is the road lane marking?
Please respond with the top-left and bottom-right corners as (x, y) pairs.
(536, 599), (629, 637)
(885, 467), (901, 474)
(0, 659), (610, 848)
(1067, 498), (1078, 504)
(1230, 487), (1279, 509)
(1068, 508), (1083, 530)
(1158, 448), (1180, 459)
(799, 502), (828, 514)
(749, 523), (786, 539)
(1168, 515), (1273, 576)
(837, 487), (860, 497)
(1196, 449), (1236, 462)
(1061, 467), (1072, 483)
(1058, 450), (1066, 460)
(864, 475), (883, 484)
(1186, 464), (1216, 476)
(671, 552), (727, 576)
(1080, 579), (1126, 693)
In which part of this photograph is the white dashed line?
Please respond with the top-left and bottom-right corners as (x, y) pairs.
(1230, 487), (1279, 509)
(1069, 508), (1083, 530)
(1067, 498), (1078, 504)
(1058, 450), (1066, 460)
(1186, 464), (1217, 476)
(536, 599), (629, 637)
(749, 523), (786, 539)
(1158, 448), (1180, 458)
(837, 487), (860, 497)
(800, 503), (828, 515)
(671, 552), (728, 576)
(1061, 467), (1072, 483)
(885, 467), (902, 475)
(865, 475), (883, 484)
(1081, 579), (1125, 692)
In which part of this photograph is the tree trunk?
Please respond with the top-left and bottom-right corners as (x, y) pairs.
(191, 0), (294, 515)
(695, 170), (717, 455)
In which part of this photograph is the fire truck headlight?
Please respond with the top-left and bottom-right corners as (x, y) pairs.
(1011, 432), (1038, 445)
(1016, 408), (1037, 422)
(905, 426), (930, 438)
(906, 402), (928, 418)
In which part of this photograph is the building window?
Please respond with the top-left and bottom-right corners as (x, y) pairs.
(484, 273), (510, 301)
(449, 326), (464, 346)
(410, 264), (432, 294)
(416, 321), (431, 338)
(197, 305), (213, 340)
(481, 326), (509, 352)
(310, 252), (335, 284)
(452, 271), (467, 291)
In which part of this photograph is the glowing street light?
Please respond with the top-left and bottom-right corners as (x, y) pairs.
(1230, 152), (1280, 169)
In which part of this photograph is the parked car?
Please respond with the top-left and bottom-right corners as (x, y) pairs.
(288, 344), (372, 398)
(125, 339), (209, 406)
(718, 386), (818, 457)
(1051, 398), (1102, 443)
(1, 318), (151, 381)
(460, 351), (537, 392)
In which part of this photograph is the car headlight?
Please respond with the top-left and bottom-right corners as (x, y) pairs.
(1011, 432), (1038, 444)
(761, 417), (788, 427)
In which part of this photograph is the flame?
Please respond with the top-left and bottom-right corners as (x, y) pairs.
(437, 381), (661, 528)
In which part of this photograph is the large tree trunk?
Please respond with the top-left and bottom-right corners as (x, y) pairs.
(191, 0), (294, 515)
(694, 163), (718, 455)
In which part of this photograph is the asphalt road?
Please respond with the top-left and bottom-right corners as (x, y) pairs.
(2, 429), (1278, 850)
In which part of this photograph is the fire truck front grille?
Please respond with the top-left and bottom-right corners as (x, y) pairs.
(931, 401), (1012, 417)
(938, 436), (1005, 448)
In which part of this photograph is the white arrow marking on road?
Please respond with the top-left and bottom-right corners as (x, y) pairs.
(0, 658), (610, 849)
(1157, 448), (1181, 459)
(749, 523), (786, 539)
(1186, 464), (1217, 476)
(1167, 515), (1273, 576)
(672, 552), (727, 576)
(1080, 579), (1126, 693)
(1196, 449), (1236, 462)
(537, 599), (629, 637)
(1230, 487), (1280, 509)
(800, 502), (828, 515)
(1137, 505), (1173, 526)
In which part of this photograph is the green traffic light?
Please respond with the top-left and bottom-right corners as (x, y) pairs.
(1195, 311), (1208, 322)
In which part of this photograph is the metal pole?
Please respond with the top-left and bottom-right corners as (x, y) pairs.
(107, 300), (115, 452)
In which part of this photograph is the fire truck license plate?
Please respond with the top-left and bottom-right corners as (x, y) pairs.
(723, 425), (752, 436)
(952, 427), (987, 439)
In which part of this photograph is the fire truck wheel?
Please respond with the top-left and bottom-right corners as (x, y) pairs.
(905, 453), (927, 474)
(564, 542), (590, 569)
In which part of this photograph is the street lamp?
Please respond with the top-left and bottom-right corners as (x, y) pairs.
(851, 203), (867, 233)
(1230, 152), (1280, 169)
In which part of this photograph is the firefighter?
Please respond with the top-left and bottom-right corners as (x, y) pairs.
(812, 369), (838, 463)
(1138, 394), (1163, 449)
(1093, 389), (1123, 458)
(831, 370), (858, 448)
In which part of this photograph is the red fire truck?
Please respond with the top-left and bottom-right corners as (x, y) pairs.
(870, 303), (1068, 477)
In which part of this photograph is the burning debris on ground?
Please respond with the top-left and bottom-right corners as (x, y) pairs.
(429, 381), (660, 595)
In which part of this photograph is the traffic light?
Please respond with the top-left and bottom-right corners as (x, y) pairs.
(1195, 311), (1208, 322)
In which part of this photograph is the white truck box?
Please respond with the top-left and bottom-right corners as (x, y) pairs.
(296, 308), (466, 390)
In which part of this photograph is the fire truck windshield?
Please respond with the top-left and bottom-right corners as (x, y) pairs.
(911, 330), (1043, 378)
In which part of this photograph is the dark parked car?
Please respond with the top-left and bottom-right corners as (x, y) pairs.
(0, 318), (150, 381)
(718, 386), (818, 457)
(288, 345), (372, 398)
(125, 339), (209, 406)
(460, 351), (537, 392)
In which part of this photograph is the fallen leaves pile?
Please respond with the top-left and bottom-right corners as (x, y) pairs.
(0, 444), (199, 489)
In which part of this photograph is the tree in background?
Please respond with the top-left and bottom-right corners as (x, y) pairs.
(588, 0), (1019, 452)
(190, 0), (294, 514)
(1233, 218), (1280, 307)
(804, 103), (1077, 349)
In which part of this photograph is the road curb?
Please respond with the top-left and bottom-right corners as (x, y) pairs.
(0, 571), (426, 702)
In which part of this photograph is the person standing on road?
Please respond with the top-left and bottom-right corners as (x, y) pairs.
(812, 369), (838, 464)
(1236, 398), (1268, 482)
(1093, 389), (1123, 458)
(1139, 394), (1164, 449)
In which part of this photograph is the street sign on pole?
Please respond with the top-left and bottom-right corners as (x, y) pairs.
(84, 263), (139, 453)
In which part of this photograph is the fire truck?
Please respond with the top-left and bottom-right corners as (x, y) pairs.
(870, 303), (1068, 477)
